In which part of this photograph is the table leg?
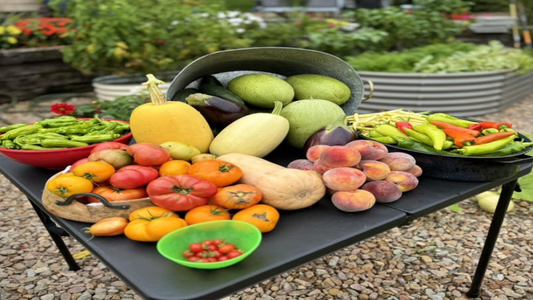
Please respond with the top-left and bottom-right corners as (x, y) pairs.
(29, 200), (81, 271)
(466, 179), (518, 298)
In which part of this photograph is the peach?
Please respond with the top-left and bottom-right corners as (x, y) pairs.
(306, 145), (330, 162)
(361, 180), (402, 203)
(313, 159), (335, 175)
(322, 167), (366, 191)
(357, 160), (391, 181)
(345, 140), (388, 160)
(331, 189), (376, 212)
(287, 159), (315, 171)
(379, 152), (416, 171)
(319, 145), (361, 168)
(405, 164), (423, 177)
(385, 171), (419, 192)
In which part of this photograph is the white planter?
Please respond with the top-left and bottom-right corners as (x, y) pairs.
(92, 72), (178, 101)
(0, 0), (42, 12)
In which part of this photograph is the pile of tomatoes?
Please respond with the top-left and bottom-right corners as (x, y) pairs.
(183, 239), (243, 263)
(46, 141), (281, 243)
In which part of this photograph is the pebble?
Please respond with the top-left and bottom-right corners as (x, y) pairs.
(1, 95), (533, 299)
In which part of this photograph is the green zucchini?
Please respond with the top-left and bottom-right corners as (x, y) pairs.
(199, 84), (245, 105)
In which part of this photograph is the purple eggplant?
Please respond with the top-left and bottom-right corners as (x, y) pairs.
(304, 123), (357, 152)
(186, 93), (250, 126)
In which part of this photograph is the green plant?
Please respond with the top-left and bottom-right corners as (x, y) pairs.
(47, 0), (260, 75)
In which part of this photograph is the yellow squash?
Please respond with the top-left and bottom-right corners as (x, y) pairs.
(129, 75), (213, 152)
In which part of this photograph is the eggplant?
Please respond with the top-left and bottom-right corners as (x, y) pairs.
(186, 93), (250, 126)
(303, 123), (357, 152)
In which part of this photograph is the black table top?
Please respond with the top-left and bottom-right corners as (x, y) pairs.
(1, 152), (531, 300)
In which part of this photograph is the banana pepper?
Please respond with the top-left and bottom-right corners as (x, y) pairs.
(413, 123), (447, 150)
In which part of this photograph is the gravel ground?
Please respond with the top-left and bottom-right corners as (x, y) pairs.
(0, 95), (532, 300)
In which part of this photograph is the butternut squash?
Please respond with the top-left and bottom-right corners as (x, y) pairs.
(129, 75), (214, 153)
(216, 153), (326, 210)
(209, 101), (289, 158)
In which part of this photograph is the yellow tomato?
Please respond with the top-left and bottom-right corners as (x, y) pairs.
(72, 161), (116, 183)
(124, 207), (188, 242)
(158, 160), (192, 176)
(46, 176), (94, 198)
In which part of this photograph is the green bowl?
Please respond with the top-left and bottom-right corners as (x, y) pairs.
(156, 220), (262, 269)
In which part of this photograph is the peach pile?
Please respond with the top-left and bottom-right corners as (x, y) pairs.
(288, 140), (422, 213)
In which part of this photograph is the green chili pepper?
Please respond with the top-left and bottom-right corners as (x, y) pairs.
(97, 122), (119, 134)
(481, 128), (500, 136)
(0, 124), (42, 140)
(427, 113), (478, 128)
(370, 136), (397, 144)
(20, 144), (62, 150)
(452, 135), (516, 156)
(0, 123), (27, 133)
(375, 124), (408, 139)
(393, 137), (457, 155)
(499, 128), (518, 134)
(70, 134), (120, 143)
(478, 141), (533, 157)
(413, 123), (447, 151)
(1, 140), (16, 149)
(13, 135), (43, 147)
(41, 139), (89, 148)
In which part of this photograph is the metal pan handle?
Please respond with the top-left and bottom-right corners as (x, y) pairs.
(361, 80), (374, 102)
(494, 154), (533, 165)
(56, 193), (131, 210)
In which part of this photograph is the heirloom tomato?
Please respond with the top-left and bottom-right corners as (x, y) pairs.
(85, 217), (129, 237)
(124, 206), (187, 242)
(90, 141), (129, 154)
(88, 149), (133, 169)
(232, 204), (280, 233)
(215, 184), (262, 209)
(86, 186), (148, 203)
(184, 205), (231, 225)
(126, 143), (171, 166)
(188, 160), (242, 187)
(159, 160), (191, 176)
(109, 165), (159, 189)
(46, 175), (94, 198)
(147, 175), (218, 211)
(72, 161), (116, 183)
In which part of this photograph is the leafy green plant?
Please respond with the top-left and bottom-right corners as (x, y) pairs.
(47, 0), (260, 75)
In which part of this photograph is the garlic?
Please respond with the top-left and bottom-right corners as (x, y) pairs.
(475, 191), (515, 213)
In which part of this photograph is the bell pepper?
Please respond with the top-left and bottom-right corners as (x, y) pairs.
(395, 122), (413, 135)
(426, 113), (478, 128)
(124, 206), (188, 242)
(429, 121), (481, 137)
(453, 135), (516, 156)
(413, 123), (447, 150)
(479, 121), (512, 130)
(443, 128), (476, 147)
(475, 132), (516, 145)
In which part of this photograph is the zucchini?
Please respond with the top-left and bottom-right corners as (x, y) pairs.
(199, 84), (245, 105)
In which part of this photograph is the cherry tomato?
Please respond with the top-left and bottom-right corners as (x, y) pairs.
(226, 250), (243, 259)
(188, 256), (200, 262)
(218, 244), (237, 254)
(189, 243), (203, 253)
(182, 250), (195, 258)
(217, 256), (230, 262)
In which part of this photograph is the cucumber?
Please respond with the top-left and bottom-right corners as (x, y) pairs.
(199, 75), (223, 87)
(171, 88), (199, 102)
(199, 84), (245, 105)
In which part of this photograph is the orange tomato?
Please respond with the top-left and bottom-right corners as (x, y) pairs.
(72, 161), (116, 183)
(215, 184), (263, 209)
(159, 160), (192, 176)
(188, 160), (242, 187)
(46, 175), (94, 198)
(232, 204), (280, 233)
(124, 206), (187, 242)
(85, 217), (129, 237)
(86, 186), (148, 203)
(184, 205), (231, 225)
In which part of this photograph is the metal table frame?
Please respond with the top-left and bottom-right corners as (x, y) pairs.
(1, 154), (530, 299)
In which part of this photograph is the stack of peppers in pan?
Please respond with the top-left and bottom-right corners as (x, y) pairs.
(368, 113), (532, 156)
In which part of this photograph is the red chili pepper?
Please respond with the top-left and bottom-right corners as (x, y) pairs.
(475, 132), (516, 145)
(468, 124), (482, 132)
(429, 121), (481, 137)
(395, 122), (413, 135)
(443, 128), (476, 147)
(479, 121), (512, 130)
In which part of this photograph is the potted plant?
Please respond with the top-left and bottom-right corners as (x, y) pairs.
(46, 0), (267, 100)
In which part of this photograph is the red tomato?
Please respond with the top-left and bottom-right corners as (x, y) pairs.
(126, 143), (171, 166)
(146, 175), (218, 211)
(226, 250), (243, 259)
(218, 244), (237, 254)
(109, 165), (159, 189)
(91, 141), (129, 154)
(189, 243), (203, 253)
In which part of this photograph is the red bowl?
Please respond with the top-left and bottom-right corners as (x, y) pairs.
(0, 118), (132, 170)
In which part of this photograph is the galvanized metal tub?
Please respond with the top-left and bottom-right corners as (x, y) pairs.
(166, 47), (374, 115)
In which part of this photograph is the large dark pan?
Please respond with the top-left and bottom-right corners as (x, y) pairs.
(364, 133), (533, 181)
